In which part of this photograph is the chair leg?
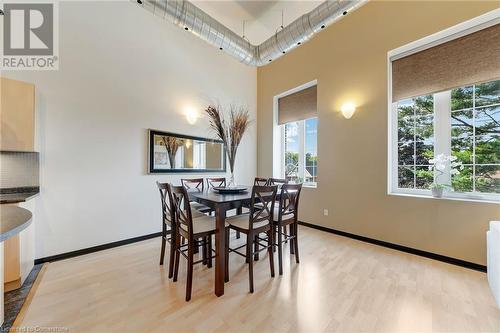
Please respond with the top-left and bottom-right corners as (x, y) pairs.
(186, 242), (194, 301)
(236, 207), (242, 239)
(225, 228), (230, 282)
(160, 234), (166, 266)
(254, 234), (259, 261)
(267, 229), (275, 278)
(273, 225), (277, 253)
(294, 223), (300, 264)
(202, 237), (207, 266)
(247, 235), (254, 293)
(194, 238), (199, 254)
(278, 225), (283, 275)
(290, 224), (295, 255)
(284, 225), (288, 243)
(173, 234), (181, 282)
(207, 234), (212, 268)
(168, 232), (175, 279)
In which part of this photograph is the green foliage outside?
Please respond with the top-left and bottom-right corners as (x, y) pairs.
(397, 80), (499, 193)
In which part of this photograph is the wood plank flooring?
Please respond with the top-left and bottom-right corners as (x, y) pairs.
(12, 226), (500, 332)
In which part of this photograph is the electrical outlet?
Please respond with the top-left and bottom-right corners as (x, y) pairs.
(323, 209), (329, 216)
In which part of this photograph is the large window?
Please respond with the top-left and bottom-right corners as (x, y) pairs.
(284, 117), (318, 186)
(392, 79), (500, 201)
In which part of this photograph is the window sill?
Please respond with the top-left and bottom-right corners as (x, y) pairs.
(388, 191), (500, 205)
(303, 184), (317, 189)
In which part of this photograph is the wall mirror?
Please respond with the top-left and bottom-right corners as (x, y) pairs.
(149, 129), (226, 173)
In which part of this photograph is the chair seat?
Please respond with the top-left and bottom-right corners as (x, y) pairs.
(272, 207), (294, 223)
(227, 213), (269, 231)
(180, 215), (228, 235)
(190, 202), (211, 212)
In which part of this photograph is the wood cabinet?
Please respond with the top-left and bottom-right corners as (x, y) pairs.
(0, 77), (35, 151)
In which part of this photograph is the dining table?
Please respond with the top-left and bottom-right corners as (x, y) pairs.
(188, 187), (260, 297)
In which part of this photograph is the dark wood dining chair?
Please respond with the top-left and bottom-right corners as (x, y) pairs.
(181, 178), (212, 213)
(169, 184), (228, 301)
(156, 181), (176, 278)
(226, 185), (277, 293)
(254, 177), (268, 186)
(267, 178), (289, 242)
(273, 184), (302, 275)
(206, 177), (226, 189)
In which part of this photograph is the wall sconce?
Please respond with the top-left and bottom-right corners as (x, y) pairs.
(341, 102), (356, 119)
(184, 106), (199, 125)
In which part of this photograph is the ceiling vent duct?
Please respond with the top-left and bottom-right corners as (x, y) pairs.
(134, 0), (367, 66)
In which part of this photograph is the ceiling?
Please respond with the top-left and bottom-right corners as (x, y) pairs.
(191, 1), (323, 45)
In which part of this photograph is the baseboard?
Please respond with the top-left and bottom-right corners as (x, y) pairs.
(298, 221), (487, 273)
(34, 232), (162, 265)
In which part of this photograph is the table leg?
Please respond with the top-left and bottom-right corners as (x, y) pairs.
(215, 205), (226, 297)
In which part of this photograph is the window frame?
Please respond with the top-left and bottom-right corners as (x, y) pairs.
(281, 117), (318, 188)
(387, 10), (500, 203)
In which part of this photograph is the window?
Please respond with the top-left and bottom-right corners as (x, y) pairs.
(284, 117), (318, 186)
(391, 79), (500, 201)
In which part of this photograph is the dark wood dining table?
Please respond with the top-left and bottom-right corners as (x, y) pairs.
(188, 188), (254, 297)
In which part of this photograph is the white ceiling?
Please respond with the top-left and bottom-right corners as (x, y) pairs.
(191, 1), (323, 45)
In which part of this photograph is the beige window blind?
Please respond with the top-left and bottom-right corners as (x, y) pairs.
(392, 24), (500, 102)
(278, 85), (317, 125)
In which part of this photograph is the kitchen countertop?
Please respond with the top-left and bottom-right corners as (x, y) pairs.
(0, 187), (39, 204)
(0, 205), (33, 242)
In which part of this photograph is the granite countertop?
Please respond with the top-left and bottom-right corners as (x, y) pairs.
(0, 206), (33, 242)
(0, 187), (39, 204)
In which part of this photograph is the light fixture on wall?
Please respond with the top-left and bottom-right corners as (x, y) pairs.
(341, 102), (356, 119)
(184, 106), (199, 125)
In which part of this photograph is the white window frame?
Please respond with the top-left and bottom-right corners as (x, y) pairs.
(387, 9), (500, 203)
(281, 118), (318, 187)
(273, 80), (318, 188)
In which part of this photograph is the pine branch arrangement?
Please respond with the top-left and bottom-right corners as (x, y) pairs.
(205, 104), (251, 174)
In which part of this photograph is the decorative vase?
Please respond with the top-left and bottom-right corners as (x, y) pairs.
(227, 171), (236, 188)
(431, 187), (444, 198)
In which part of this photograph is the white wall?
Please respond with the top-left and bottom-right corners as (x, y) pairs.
(3, 1), (257, 259)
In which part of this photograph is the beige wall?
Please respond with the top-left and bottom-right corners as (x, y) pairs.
(257, 0), (500, 265)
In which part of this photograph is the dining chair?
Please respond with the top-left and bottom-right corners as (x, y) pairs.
(206, 177), (226, 189)
(273, 184), (302, 275)
(226, 185), (277, 293)
(267, 178), (289, 243)
(169, 184), (229, 301)
(181, 178), (212, 213)
(156, 181), (176, 278)
(254, 177), (268, 186)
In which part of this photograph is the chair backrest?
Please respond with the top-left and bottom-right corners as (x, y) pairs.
(267, 178), (288, 188)
(167, 184), (194, 238)
(157, 181), (174, 227)
(254, 177), (268, 186)
(277, 184), (302, 223)
(207, 177), (226, 189)
(181, 178), (204, 192)
(248, 185), (278, 231)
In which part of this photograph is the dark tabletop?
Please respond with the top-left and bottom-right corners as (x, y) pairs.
(189, 187), (252, 204)
(0, 187), (39, 204)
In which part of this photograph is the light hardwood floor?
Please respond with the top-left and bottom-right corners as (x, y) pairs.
(13, 226), (500, 332)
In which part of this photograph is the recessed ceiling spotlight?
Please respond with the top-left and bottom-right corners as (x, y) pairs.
(219, 47), (223, 50)
(343, 11), (348, 15)
(282, 51), (285, 54)
(269, 59), (272, 62)
(184, 27), (189, 31)
(137, 0), (142, 4)
(297, 42), (301, 45)
(321, 25), (325, 29)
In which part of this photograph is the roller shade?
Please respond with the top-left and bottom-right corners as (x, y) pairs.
(278, 85), (317, 125)
(392, 24), (500, 102)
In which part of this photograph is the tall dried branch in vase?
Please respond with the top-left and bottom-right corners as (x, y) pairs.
(205, 104), (251, 187)
(162, 136), (182, 169)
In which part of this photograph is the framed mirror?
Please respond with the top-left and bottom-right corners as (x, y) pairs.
(148, 129), (226, 173)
